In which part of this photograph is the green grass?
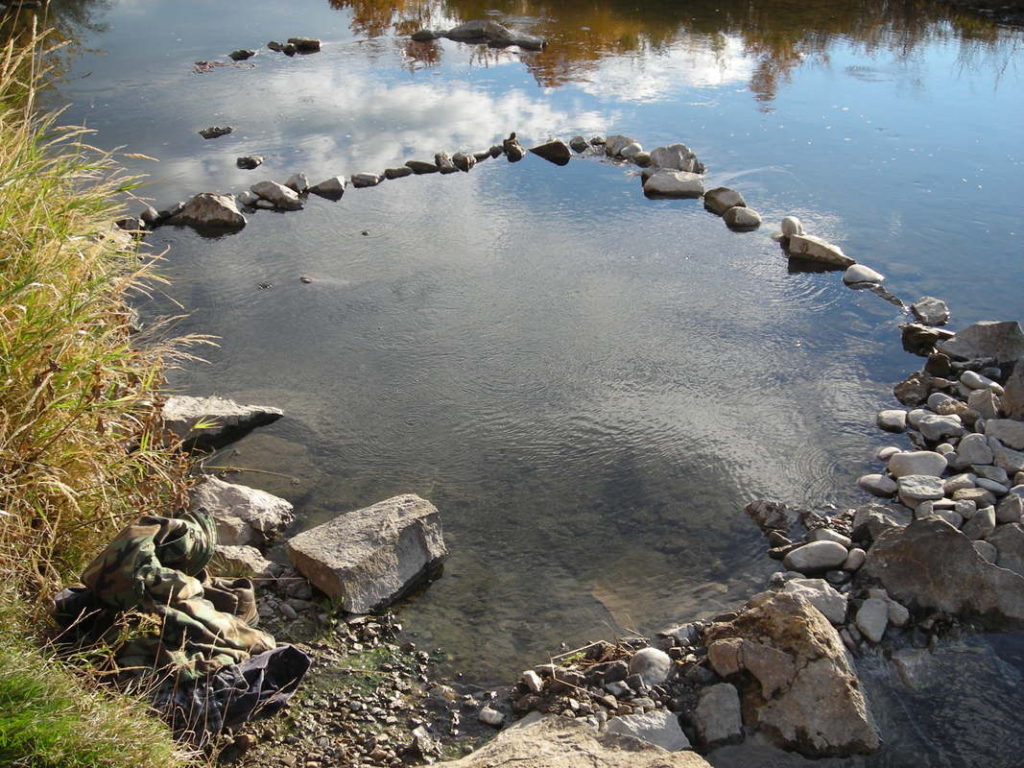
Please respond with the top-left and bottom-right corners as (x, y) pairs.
(0, 26), (196, 768)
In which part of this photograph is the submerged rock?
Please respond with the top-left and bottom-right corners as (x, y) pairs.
(287, 494), (448, 613)
(229, 49), (256, 61)
(287, 37), (321, 53)
(440, 20), (546, 50)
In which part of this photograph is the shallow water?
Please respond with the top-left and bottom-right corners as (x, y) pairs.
(30, 0), (1024, 761)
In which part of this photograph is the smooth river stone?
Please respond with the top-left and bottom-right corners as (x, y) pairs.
(888, 451), (948, 478)
(783, 541), (850, 573)
(856, 598), (889, 643)
(898, 475), (946, 505)
(918, 414), (964, 442)
(877, 410), (908, 432)
(843, 264), (885, 284)
(859, 474), (897, 497)
(962, 370), (1003, 393)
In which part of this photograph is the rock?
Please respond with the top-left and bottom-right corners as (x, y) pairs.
(628, 648), (671, 687)
(996, 494), (1023, 524)
(405, 160), (438, 174)
(619, 141), (644, 161)
(902, 324), (950, 355)
(855, 598), (889, 643)
(251, 180), (303, 210)
(479, 706), (504, 727)
(938, 321), (1024, 363)
(944, 473), (977, 494)
(986, 419), (1024, 450)
(993, 442), (1024, 474)
(893, 371), (933, 406)
(168, 193), (246, 232)
(529, 140), (571, 166)
(782, 578), (847, 624)
(229, 49), (256, 61)
(808, 528), (852, 547)
(284, 173), (309, 194)
(435, 152), (458, 174)
(722, 206), (761, 231)
(236, 155), (263, 170)
(308, 176), (346, 200)
(973, 540), (998, 563)
(785, 234), (854, 268)
(968, 388), (1002, 420)
(989, 523), (1024, 577)
(862, 517), (1024, 628)
(693, 684), (742, 748)
(952, 487), (997, 508)
(852, 503), (911, 541)
(442, 713), (711, 768)
(410, 29), (441, 41)
(452, 152), (476, 172)
(703, 187), (745, 216)
(888, 450), (948, 478)
(642, 170), (704, 199)
(1001, 361), (1024, 419)
(843, 264), (884, 284)
(876, 409), (907, 432)
(843, 548), (867, 571)
(858, 474), (897, 497)
(522, 670), (544, 693)
(877, 445), (902, 461)
(958, 433), (995, 465)
(961, 505), (996, 540)
(704, 592), (880, 756)
(911, 297), (951, 326)
(162, 395), (282, 449)
(443, 20), (545, 50)
(897, 474), (945, 506)
(385, 166), (413, 180)
(780, 216), (803, 237)
(569, 136), (589, 153)
(190, 475), (294, 546)
(287, 494), (448, 613)
(199, 125), (232, 139)
(604, 135), (638, 158)
(648, 144), (703, 173)
(606, 709), (690, 751)
(351, 173), (382, 188)
(783, 541), (849, 573)
(744, 499), (797, 533)
(503, 133), (526, 162)
(213, 544), (274, 577)
(917, 413), (963, 442)
(961, 370), (1002, 392)
(287, 37), (321, 53)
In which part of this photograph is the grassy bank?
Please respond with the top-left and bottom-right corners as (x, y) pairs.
(0, 30), (188, 768)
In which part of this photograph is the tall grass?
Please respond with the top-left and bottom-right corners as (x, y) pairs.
(0, 26), (190, 768)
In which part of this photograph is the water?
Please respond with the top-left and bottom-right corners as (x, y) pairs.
(27, 0), (1024, 762)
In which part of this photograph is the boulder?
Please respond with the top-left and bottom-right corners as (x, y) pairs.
(893, 371), (933, 406)
(898, 475), (945, 506)
(605, 135), (639, 158)
(843, 264), (884, 284)
(876, 409), (907, 432)
(785, 235), (854, 268)
(190, 476), (293, 546)
(435, 152), (458, 174)
(162, 395), (283, 449)
(855, 598), (888, 643)
(168, 193), (246, 232)
(642, 170), (704, 198)
(901, 323), (952, 355)
(852, 503), (911, 541)
(440, 713), (711, 768)
(308, 176), (345, 200)
(917, 413), (964, 442)
(911, 296), (950, 326)
(861, 517), (1024, 628)
(703, 187), (745, 216)
(284, 173), (309, 194)
(937, 321), (1024, 363)
(693, 683), (742, 748)
(606, 709), (691, 751)
(989, 523), (1024, 577)
(704, 592), (880, 756)
(722, 206), (761, 231)
(858, 474), (897, 497)
(251, 180), (303, 210)
(385, 166), (413, 179)
(957, 433), (994, 465)
(648, 143), (703, 173)
(529, 140), (572, 166)
(287, 494), (447, 612)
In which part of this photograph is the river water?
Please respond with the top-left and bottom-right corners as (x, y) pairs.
(30, 0), (1024, 763)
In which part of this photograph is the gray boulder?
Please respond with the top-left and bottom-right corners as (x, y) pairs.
(986, 419), (1024, 450)
(529, 140), (572, 166)
(1001, 361), (1024, 419)
(642, 170), (704, 199)
(782, 578), (847, 624)
(251, 180), (303, 210)
(723, 206), (762, 231)
(704, 592), (880, 756)
(287, 494), (447, 612)
(606, 709), (691, 751)
(162, 394), (283, 449)
(649, 143), (703, 173)
(190, 475), (293, 547)
(989, 523), (1024, 577)
(703, 187), (745, 216)
(309, 176), (345, 200)
(862, 517), (1024, 628)
(911, 296), (950, 326)
(604, 135), (639, 158)
(213, 544), (274, 577)
(694, 683), (742, 748)
(937, 321), (1024, 363)
(168, 193), (246, 232)
(785, 235), (855, 268)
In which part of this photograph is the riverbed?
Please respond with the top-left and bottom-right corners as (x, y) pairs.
(36, 0), (1024, 763)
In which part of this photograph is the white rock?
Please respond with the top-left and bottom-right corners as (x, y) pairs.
(785, 234), (854, 267)
(944, 473), (977, 495)
(783, 541), (849, 573)
(843, 548), (867, 571)
(213, 544), (274, 577)
(986, 420), (1024, 451)
(479, 706), (504, 727)
(251, 180), (303, 210)
(783, 578), (848, 624)
(918, 413), (964, 442)
(843, 264), (884, 284)
(858, 474), (897, 497)
(897, 475), (945, 505)
(876, 445), (902, 461)
(780, 216), (804, 237)
(911, 297), (950, 326)
(619, 142), (644, 160)
(606, 709), (691, 752)
(521, 670), (544, 693)
(808, 529), (852, 548)
(723, 206), (762, 231)
(628, 647), (672, 686)
(961, 370), (1002, 393)
(958, 433), (995, 465)
(191, 476), (294, 546)
(162, 395), (283, 447)
(888, 451), (948, 478)
(642, 169), (704, 198)
(968, 388), (1002, 420)
(856, 598), (889, 643)
(887, 599), (911, 627)
(876, 410), (908, 432)
(694, 683), (742, 747)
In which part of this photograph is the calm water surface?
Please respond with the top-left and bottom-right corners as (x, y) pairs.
(33, 0), (1024, 762)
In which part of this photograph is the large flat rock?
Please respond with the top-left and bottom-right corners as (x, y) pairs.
(162, 395), (283, 450)
(287, 494), (448, 613)
(937, 320), (1024, 363)
(440, 713), (711, 768)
